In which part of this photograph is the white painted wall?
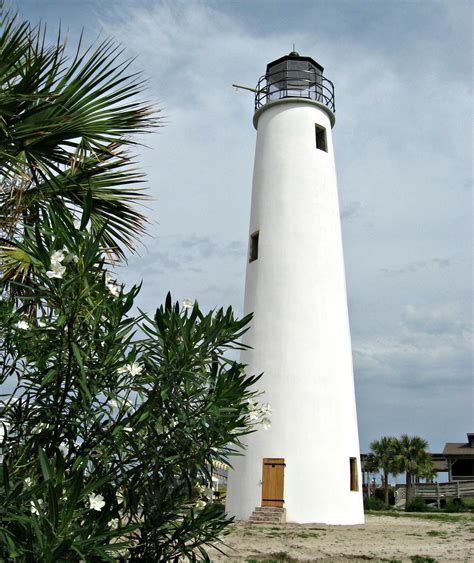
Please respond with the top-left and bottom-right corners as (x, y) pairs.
(226, 99), (364, 524)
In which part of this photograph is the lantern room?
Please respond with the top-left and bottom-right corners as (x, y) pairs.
(254, 50), (335, 114)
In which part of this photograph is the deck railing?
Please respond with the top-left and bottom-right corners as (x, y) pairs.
(413, 480), (474, 500)
(396, 480), (474, 506)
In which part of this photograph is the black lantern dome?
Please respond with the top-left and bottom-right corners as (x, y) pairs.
(254, 51), (335, 115)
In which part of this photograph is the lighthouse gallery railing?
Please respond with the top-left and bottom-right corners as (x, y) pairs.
(255, 68), (335, 113)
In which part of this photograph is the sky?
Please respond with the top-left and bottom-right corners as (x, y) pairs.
(17, 0), (473, 458)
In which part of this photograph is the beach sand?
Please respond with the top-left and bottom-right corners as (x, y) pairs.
(206, 513), (474, 562)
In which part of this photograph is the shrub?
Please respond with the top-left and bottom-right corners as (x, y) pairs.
(443, 499), (465, 512)
(374, 486), (396, 505)
(406, 497), (429, 512)
(364, 497), (387, 511)
(0, 206), (267, 560)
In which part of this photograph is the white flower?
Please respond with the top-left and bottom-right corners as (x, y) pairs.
(105, 272), (121, 297)
(31, 499), (43, 516)
(107, 283), (120, 297)
(129, 362), (142, 376)
(116, 491), (125, 504)
(108, 518), (119, 529)
(16, 320), (29, 330)
(88, 493), (105, 511)
(37, 319), (46, 328)
(50, 250), (66, 266)
(0, 420), (8, 442)
(195, 483), (205, 495)
(261, 418), (272, 430)
(117, 362), (143, 377)
(59, 442), (68, 456)
(24, 477), (33, 487)
(182, 298), (194, 310)
(246, 399), (272, 427)
(109, 398), (120, 409)
(46, 263), (66, 279)
(69, 254), (79, 264)
(32, 422), (49, 434)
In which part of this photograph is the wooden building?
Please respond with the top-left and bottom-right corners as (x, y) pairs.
(443, 433), (474, 481)
(361, 432), (474, 485)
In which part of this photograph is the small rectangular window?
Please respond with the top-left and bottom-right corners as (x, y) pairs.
(249, 231), (259, 262)
(315, 124), (327, 152)
(350, 457), (359, 491)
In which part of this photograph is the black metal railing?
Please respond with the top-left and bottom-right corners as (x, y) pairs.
(254, 68), (335, 113)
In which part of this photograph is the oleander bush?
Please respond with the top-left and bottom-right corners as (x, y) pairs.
(0, 205), (267, 560)
(0, 7), (269, 560)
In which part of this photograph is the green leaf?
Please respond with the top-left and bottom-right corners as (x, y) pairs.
(81, 188), (93, 229)
(165, 291), (172, 311)
(1, 461), (9, 495)
(71, 342), (92, 400)
(38, 447), (53, 481)
(47, 480), (59, 527)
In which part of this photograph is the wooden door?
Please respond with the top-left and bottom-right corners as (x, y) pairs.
(261, 458), (285, 507)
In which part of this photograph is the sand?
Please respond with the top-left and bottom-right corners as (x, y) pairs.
(206, 513), (474, 562)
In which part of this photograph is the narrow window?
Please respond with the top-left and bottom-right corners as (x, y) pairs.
(350, 457), (359, 491)
(249, 231), (259, 262)
(315, 124), (327, 152)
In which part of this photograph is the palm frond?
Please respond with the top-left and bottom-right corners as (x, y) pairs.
(0, 8), (160, 261)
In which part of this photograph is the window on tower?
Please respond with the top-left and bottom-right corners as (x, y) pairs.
(249, 231), (259, 262)
(350, 457), (359, 491)
(315, 124), (327, 152)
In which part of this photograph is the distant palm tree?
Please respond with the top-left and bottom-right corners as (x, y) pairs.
(370, 436), (398, 505)
(363, 453), (380, 498)
(394, 434), (432, 507)
(0, 7), (158, 289)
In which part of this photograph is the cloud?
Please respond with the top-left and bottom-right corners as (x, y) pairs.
(401, 303), (468, 335)
(353, 303), (472, 388)
(125, 234), (246, 273)
(340, 201), (362, 221)
(380, 258), (451, 276)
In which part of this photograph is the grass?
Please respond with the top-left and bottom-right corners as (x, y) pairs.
(365, 510), (474, 523)
(426, 530), (448, 537)
(245, 551), (296, 562)
(462, 497), (474, 510)
(294, 531), (320, 538)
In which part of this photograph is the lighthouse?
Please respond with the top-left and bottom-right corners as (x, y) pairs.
(226, 52), (364, 525)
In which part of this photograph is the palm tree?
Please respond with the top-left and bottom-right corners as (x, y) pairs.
(363, 453), (380, 498)
(370, 436), (398, 505)
(0, 7), (158, 289)
(394, 434), (432, 507)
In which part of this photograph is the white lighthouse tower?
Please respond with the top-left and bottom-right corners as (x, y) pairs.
(226, 52), (364, 525)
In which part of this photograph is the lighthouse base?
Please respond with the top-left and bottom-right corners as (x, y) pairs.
(226, 435), (365, 525)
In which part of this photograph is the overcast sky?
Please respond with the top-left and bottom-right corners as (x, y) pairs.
(18, 0), (473, 457)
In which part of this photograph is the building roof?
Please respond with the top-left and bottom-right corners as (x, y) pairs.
(432, 459), (449, 472)
(266, 52), (324, 74)
(443, 442), (474, 456)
